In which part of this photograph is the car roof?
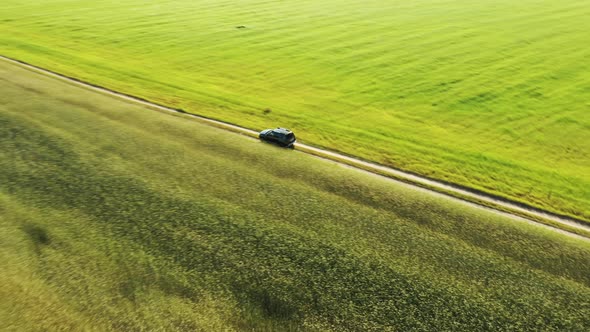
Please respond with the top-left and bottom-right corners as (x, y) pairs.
(273, 127), (292, 134)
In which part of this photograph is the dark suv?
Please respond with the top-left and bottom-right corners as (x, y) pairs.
(259, 128), (296, 148)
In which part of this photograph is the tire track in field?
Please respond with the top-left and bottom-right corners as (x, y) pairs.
(2, 54), (589, 241)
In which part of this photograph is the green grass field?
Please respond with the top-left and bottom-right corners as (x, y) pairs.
(2, 60), (590, 330)
(1, 0), (589, 222)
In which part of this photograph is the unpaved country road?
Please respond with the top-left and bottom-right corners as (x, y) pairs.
(2, 55), (589, 241)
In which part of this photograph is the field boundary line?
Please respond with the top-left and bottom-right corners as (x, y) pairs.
(2, 54), (589, 239)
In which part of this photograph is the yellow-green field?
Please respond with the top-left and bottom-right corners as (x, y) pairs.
(1, 0), (589, 222)
(2, 59), (590, 330)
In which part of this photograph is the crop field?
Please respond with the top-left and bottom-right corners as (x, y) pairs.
(1, 0), (589, 222)
(2, 61), (590, 330)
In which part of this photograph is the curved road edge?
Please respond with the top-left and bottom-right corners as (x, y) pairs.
(2, 54), (589, 241)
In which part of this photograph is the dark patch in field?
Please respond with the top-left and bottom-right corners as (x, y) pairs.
(243, 287), (297, 320)
(23, 224), (51, 247)
(119, 279), (137, 302)
(236, 25), (247, 29)
(263, 108), (272, 115)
